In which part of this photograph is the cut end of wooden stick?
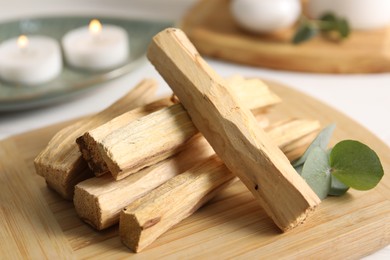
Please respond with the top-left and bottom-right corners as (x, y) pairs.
(120, 212), (143, 252)
(147, 28), (321, 231)
(74, 184), (102, 230)
(76, 134), (109, 176)
(34, 155), (93, 199)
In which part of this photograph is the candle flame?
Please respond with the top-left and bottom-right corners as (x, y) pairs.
(89, 19), (102, 35)
(17, 35), (29, 49)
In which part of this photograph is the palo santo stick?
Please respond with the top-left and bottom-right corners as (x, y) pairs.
(100, 103), (199, 180)
(120, 120), (320, 252)
(120, 155), (231, 253)
(74, 118), (319, 230)
(265, 118), (320, 152)
(147, 28), (321, 231)
(77, 97), (175, 176)
(86, 76), (280, 180)
(34, 79), (158, 199)
(226, 75), (281, 112)
(79, 94), (269, 178)
(283, 131), (320, 160)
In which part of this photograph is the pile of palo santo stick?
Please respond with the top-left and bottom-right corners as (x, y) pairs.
(35, 28), (321, 253)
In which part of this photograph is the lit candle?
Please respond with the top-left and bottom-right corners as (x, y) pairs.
(0, 35), (62, 86)
(62, 19), (129, 71)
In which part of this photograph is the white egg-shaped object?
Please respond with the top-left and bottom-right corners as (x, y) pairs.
(230, 0), (302, 33)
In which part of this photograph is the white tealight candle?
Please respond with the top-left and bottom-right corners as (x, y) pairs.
(0, 35), (62, 86)
(62, 19), (129, 71)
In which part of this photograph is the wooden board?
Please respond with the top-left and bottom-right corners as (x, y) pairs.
(1, 80), (389, 259)
(180, 0), (390, 74)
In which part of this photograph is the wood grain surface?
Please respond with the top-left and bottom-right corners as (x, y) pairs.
(1, 80), (389, 259)
(180, 0), (390, 74)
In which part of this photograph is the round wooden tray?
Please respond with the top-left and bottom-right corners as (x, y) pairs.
(1, 79), (389, 258)
(180, 0), (390, 74)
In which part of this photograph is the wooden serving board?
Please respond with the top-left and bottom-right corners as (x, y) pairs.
(1, 81), (389, 259)
(180, 0), (390, 74)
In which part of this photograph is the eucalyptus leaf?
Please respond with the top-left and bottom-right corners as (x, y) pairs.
(319, 13), (337, 31)
(330, 140), (384, 190)
(292, 13), (351, 44)
(292, 23), (317, 44)
(292, 124), (336, 167)
(301, 147), (331, 200)
(329, 174), (349, 196)
(320, 13), (337, 23)
(319, 12), (350, 39)
(337, 19), (350, 38)
(327, 148), (349, 196)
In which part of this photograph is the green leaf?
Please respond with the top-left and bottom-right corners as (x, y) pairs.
(292, 124), (336, 167)
(337, 19), (350, 38)
(292, 23), (318, 44)
(292, 13), (350, 44)
(301, 147), (331, 200)
(318, 12), (350, 39)
(319, 13), (337, 31)
(330, 140), (384, 190)
(320, 13), (337, 23)
(329, 174), (349, 196)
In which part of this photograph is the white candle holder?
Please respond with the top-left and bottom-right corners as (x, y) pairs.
(0, 35), (62, 86)
(62, 19), (129, 71)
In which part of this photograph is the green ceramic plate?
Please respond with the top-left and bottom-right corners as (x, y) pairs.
(0, 16), (171, 111)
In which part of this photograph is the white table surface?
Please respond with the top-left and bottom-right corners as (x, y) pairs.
(0, 1), (389, 258)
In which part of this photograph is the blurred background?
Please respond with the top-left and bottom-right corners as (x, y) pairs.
(0, 0), (388, 147)
(0, 0), (197, 21)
